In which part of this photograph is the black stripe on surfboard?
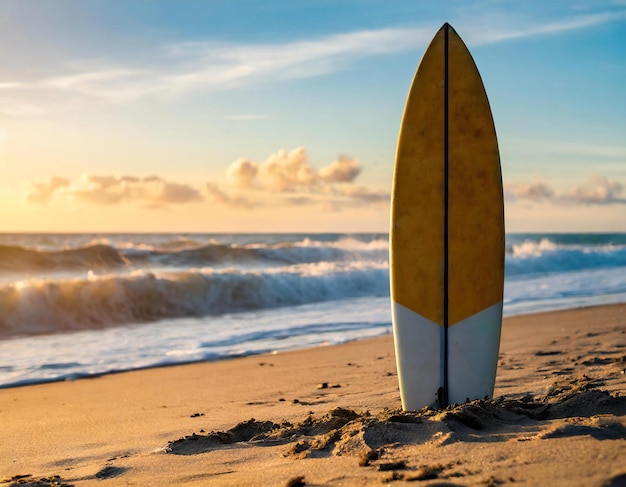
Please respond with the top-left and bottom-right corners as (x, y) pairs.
(439, 22), (450, 410)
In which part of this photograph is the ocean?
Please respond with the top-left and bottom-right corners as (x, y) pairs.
(1, 232), (625, 388)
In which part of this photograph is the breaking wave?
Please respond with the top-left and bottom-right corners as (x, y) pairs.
(0, 237), (389, 273)
(0, 263), (389, 337)
(506, 237), (626, 276)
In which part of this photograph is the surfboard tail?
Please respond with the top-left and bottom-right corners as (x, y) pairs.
(392, 301), (502, 410)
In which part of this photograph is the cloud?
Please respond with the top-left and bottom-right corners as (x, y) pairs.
(257, 147), (317, 191)
(205, 182), (255, 208)
(506, 176), (626, 205)
(3, 9), (624, 103)
(220, 147), (386, 211)
(505, 182), (555, 201)
(21, 148), (385, 211)
(226, 158), (259, 189)
(318, 155), (362, 183)
(42, 68), (156, 101)
(559, 176), (625, 205)
(463, 10), (626, 45)
(24, 177), (70, 204)
(225, 148), (361, 193)
(24, 174), (202, 207)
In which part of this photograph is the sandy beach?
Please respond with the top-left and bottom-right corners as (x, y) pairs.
(1, 304), (625, 486)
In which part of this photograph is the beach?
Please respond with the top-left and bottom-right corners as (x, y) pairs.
(1, 303), (625, 486)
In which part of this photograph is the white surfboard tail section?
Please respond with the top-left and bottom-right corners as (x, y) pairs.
(392, 302), (441, 409)
(448, 302), (503, 405)
(392, 301), (503, 410)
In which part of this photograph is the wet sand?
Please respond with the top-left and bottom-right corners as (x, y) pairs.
(1, 304), (625, 486)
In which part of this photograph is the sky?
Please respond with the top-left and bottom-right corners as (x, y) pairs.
(0, 0), (625, 233)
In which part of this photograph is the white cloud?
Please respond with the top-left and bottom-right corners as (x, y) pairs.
(21, 148), (386, 211)
(318, 155), (361, 183)
(219, 148), (386, 211)
(226, 158), (259, 189)
(257, 147), (317, 192)
(42, 68), (156, 101)
(24, 174), (202, 207)
(225, 148), (362, 192)
(463, 10), (626, 45)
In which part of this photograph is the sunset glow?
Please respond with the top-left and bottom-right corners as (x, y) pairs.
(1, 1), (625, 232)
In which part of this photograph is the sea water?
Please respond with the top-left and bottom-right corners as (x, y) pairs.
(1, 233), (625, 387)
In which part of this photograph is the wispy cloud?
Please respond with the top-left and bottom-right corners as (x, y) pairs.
(2, 9), (624, 104)
(42, 68), (157, 101)
(463, 10), (626, 45)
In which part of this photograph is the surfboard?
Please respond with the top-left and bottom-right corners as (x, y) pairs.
(390, 23), (505, 410)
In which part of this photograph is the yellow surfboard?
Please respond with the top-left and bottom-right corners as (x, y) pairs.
(390, 23), (505, 410)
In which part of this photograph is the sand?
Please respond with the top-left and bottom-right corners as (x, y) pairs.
(1, 304), (625, 486)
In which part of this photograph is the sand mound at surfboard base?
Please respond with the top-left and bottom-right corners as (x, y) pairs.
(165, 377), (626, 462)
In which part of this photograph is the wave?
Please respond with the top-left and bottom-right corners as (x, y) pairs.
(0, 263), (389, 337)
(0, 238), (389, 274)
(0, 244), (130, 272)
(506, 238), (626, 276)
(2, 233), (625, 339)
(5, 233), (624, 276)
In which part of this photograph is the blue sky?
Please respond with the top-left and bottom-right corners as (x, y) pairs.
(0, 0), (625, 232)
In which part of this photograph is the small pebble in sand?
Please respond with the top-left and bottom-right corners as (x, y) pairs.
(317, 382), (328, 389)
(292, 399), (300, 404)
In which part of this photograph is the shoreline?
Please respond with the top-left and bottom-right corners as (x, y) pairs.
(1, 303), (625, 485)
(1, 302), (625, 390)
